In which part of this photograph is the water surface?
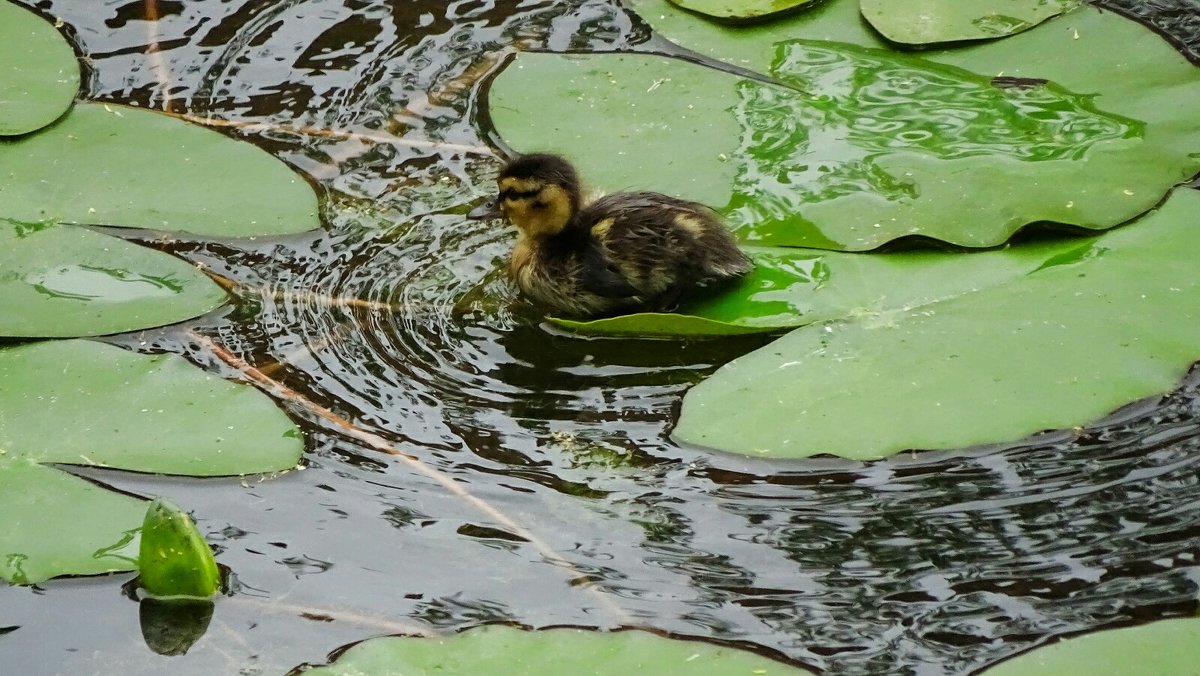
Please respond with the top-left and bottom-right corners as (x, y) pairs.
(2, 0), (1199, 674)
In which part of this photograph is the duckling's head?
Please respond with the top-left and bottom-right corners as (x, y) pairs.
(469, 153), (582, 238)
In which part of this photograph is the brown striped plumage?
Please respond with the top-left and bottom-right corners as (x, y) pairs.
(468, 153), (753, 317)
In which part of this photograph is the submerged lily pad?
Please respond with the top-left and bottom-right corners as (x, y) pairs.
(0, 221), (227, 337)
(138, 498), (220, 599)
(0, 2), (79, 136)
(0, 102), (320, 237)
(554, 235), (1091, 336)
(0, 339), (303, 476)
(301, 625), (806, 675)
(675, 189), (1200, 459)
(489, 43), (1196, 250)
(979, 619), (1200, 676)
(861, 0), (1081, 46)
(0, 459), (143, 584)
(668, 0), (818, 22)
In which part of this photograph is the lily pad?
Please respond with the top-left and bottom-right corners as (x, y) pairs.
(553, 236), (1090, 336)
(0, 221), (227, 337)
(630, 0), (885, 66)
(632, 0), (1200, 131)
(570, 0), (1200, 249)
(0, 102), (320, 237)
(668, 0), (819, 22)
(675, 189), (1200, 459)
(0, 2), (79, 136)
(0, 459), (143, 584)
(138, 498), (220, 598)
(979, 619), (1200, 676)
(488, 43), (1197, 250)
(860, 0), (1081, 46)
(300, 625), (807, 675)
(0, 339), (303, 476)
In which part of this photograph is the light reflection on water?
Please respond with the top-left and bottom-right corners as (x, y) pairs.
(2, 0), (1199, 674)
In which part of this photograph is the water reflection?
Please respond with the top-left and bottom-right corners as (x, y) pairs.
(2, 0), (1199, 675)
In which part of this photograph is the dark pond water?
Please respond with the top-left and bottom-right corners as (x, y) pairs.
(3, 0), (1200, 674)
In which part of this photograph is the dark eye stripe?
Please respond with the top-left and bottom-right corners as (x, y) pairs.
(501, 188), (540, 200)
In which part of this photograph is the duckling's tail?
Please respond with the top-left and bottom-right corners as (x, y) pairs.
(701, 237), (754, 280)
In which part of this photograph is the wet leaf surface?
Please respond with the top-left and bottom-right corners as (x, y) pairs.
(0, 103), (320, 237)
(0, 339), (303, 476)
(489, 31), (1199, 249)
(676, 190), (1200, 459)
(301, 625), (807, 675)
(552, 236), (1087, 336)
(0, 2), (78, 136)
(861, 0), (1081, 46)
(0, 221), (227, 337)
(0, 459), (142, 585)
(632, 0), (1200, 136)
(669, 0), (819, 21)
(978, 619), (1200, 676)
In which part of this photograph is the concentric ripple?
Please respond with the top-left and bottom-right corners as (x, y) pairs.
(2, 1), (1199, 675)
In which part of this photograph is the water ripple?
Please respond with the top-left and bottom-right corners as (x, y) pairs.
(2, 1), (1199, 675)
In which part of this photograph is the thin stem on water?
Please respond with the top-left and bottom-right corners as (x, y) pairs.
(193, 333), (632, 625)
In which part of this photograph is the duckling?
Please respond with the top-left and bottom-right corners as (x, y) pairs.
(468, 153), (753, 317)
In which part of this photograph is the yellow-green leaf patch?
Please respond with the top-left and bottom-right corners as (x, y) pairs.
(553, 235), (1096, 337)
(138, 498), (220, 599)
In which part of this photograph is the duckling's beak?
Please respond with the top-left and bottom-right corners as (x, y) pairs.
(468, 198), (502, 220)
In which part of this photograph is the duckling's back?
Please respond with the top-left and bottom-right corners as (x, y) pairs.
(578, 192), (752, 311)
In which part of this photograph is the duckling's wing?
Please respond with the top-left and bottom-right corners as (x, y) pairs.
(580, 245), (643, 299)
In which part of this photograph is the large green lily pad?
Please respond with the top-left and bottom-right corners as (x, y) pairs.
(553, 235), (1091, 336)
(668, 0), (819, 22)
(979, 619), (1200, 676)
(0, 221), (227, 337)
(0, 2), (79, 136)
(675, 189), (1200, 459)
(630, 0), (885, 65)
(561, 0), (1200, 249)
(0, 459), (143, 584)
(492, 52), (740, 212)
(633, 0), (1200, 132)
(0, 102), (320, 237)
(860, 0), (1081, 46)
(489, 44), (1196, 250)
(0, 339), (303, 476)
(301, 625), (807, 675)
